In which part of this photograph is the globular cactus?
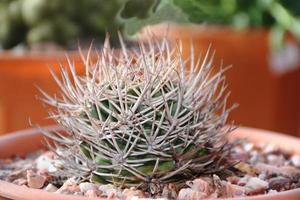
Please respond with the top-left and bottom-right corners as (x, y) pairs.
(39, 36), (236, 194)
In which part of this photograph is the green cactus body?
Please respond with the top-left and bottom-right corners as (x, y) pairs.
(40, 37), (236, 192)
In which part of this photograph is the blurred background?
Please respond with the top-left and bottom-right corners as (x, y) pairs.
(0, 0), (300, 136)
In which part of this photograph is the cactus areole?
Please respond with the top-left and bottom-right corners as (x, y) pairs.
(39, 36), (237, 194)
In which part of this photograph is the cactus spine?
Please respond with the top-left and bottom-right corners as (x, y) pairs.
(39, 36), (236, 193)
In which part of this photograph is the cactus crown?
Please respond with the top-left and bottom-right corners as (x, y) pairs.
(39, 36), (236, 193)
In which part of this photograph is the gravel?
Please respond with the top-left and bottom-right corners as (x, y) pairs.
(1, 140), (300, 199)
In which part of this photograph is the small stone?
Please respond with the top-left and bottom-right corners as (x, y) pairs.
(12, 178), (27, 186)
(186, 177), (213, 194)
(0, 169), (9, 179)
(85, 189), (100, 197)
(65, 177), (77, 186)
(233, 146), (244, 154)
(290, 181), (300, 189)
(291, 155), (300, 167)
(122, 188), (145, 200)
(79, 182), (95, 193)
(267, 155), (277, 164)
(74, 192), (84, 196)
(44, 151), (55, 159)
(224, 182), (246, 197)
(0, 158), (13, 165)
(107, 192), (116, 199)
(281, 166), (300, 177)
(255, 163), (277, 175)
(284, 161), (290, 166)
(98, 184), (122, 199)
(153, 199), (168, 200)
(269, 176), (291, 191)
(227, 176), (240, 184)
(238, 175), (251, 186)
(26, 170), (46, 189)
(235, 162), (257, 174)
(244, 177), (268, 195)
(244, 143), (254, 152)
(212, 175), (244, 198)
(267, 155), (285, 166)
(44, 184), (58, 192)
(36, 154), (57, 173)
(55, 178), (80, 194)
(99, 184), (119, 197)
(258, 173), (266, 180)
(250, 151), (259, 163)
(231, 151), (250, 161)
(263, 144), (277, 154)
(254, 163), (300, 177)
(231, 145), (251, 161)
(212, 174), (223, 189)
(268, 189), (278, 194)
(161, 184), (178, 199)
(55, 189), (73, 195)
(177, 188), (207, 200)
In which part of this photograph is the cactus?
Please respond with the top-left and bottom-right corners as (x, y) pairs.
(39, 36), (236, 193)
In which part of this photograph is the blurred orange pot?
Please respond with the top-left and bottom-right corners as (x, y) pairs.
(0, 51), (86, 135)
(138, 23), (300, 137)
(1, 126), (300, 199)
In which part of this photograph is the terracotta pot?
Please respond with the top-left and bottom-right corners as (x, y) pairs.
(0, 125), (114, 200)
(138, 23), (300, 137)
(1, 126), (300, 199)
(0, 51), (86, 135)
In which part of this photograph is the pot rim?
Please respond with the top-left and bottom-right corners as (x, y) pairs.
(0, 126), (300, 200)
(137, 22), (270, 40)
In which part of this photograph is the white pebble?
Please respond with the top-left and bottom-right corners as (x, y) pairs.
(99, 184), (115, 191)
(36, 155), (57, 173)
(122, 188), (145, 199)
(177, 188), (193, 200)
(65, 177), (78, 186)
(250, 151), (259, 163)
(44, 184), (58, 192)
(258, 173), (266, 180)
(99, 184), (118, 196)
(268, 189), (278, 194)
(79, 182), (95, 193)
(267, 155), (278, 162)
(263, 144), (277, 153)
(85, 189), (99, 197)
(244, 143), (254, 152)
(291, 155), (300, 167)
(245, 177), (268, 192)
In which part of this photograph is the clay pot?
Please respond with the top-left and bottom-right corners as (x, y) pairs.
(0, 126), (114, 200)
(0, 51), (86, 136)
(138, 23), (300, 137)
(1, 126), (300, 199)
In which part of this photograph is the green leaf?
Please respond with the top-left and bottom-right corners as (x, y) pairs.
(119, 0), (188, 37)
(269, 2), (294, 29)
(232, 12), (250, 30)
(269, 25), (285, 51)
(120, 0), (158, 19)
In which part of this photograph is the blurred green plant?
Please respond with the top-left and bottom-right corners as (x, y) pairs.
(0, 0), (122, 49)
(119, 0), (300, 51)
